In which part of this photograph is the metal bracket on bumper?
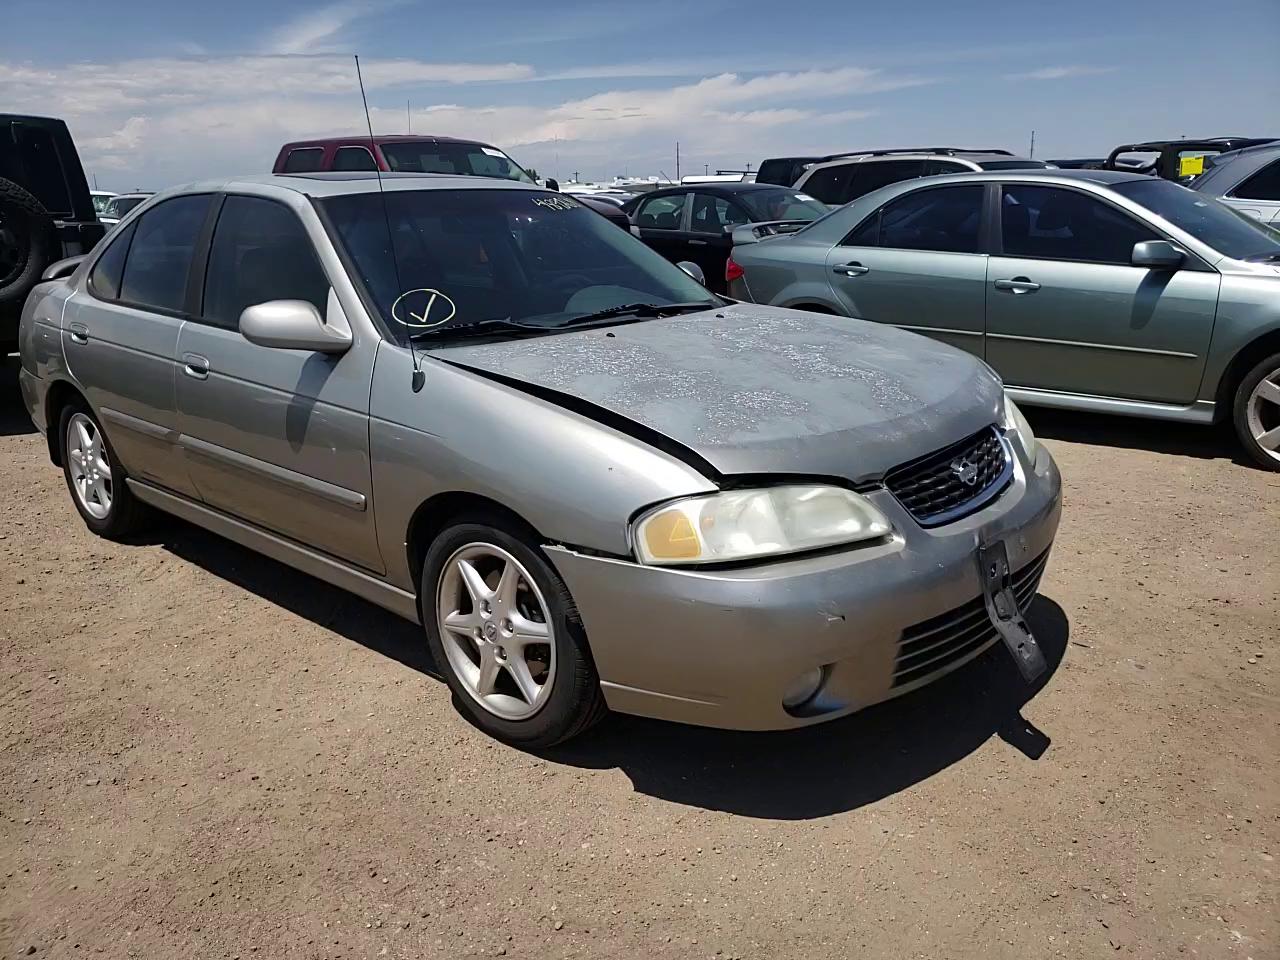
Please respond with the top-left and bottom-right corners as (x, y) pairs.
(979, 541), (1046, 683)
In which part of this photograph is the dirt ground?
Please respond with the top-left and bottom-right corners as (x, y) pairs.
(1, 362), (1276, 960)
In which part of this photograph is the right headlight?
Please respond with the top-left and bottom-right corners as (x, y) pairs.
(633, 485), (891, 566)
(1002, 394), (1038, 461)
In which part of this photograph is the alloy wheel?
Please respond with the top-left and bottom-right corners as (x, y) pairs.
(436, 543), (556, 721)
(66, 412), (113, 519)
(1246, 366), (1280, 466)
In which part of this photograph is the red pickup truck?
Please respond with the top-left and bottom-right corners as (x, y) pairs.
(271, 135), (537, 182)
(271, 135), (632, 231)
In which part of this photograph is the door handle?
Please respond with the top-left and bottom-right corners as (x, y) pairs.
(993, 277), (1041, 293)
(833, 262), (870, 277)
(688, 239), (708, 246)
(182, 353), (210, 380)
(68, 323), (89, 345)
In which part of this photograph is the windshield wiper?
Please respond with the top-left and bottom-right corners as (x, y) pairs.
(1244, 251), (1280, 263)
(557, 300), (718, 328)
(407, 317), (551, 341)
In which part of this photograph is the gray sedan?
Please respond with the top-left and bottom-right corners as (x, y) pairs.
(729, 169), (1280, 470)
(18, 173), (1060, 746)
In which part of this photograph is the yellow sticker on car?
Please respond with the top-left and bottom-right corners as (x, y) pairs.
(1179, 155), (1206, 177)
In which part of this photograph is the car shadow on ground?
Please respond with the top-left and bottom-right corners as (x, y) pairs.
(147, 517), (440, 679)
(1024, 405), (1248, 466)
(146, 510), (1067, 819)
(549, 597), (1069, 819)
(0, 359), (38, 437)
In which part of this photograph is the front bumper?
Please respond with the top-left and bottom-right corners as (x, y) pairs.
(548, 440), (1062, 731)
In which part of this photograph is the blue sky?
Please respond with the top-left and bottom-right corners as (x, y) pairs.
(2, 0), (1276, 190)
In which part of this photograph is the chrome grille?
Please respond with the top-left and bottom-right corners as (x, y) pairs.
(885, 426), (1012, 526)
(891, 548), (1050, 689)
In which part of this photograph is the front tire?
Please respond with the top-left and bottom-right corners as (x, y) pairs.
(1232, 352), (1280, 471)
(58, 400), (150, 538)
(421, 517), (607, 748)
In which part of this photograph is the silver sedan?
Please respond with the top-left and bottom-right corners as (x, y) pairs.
(18, 173), (1061, 746)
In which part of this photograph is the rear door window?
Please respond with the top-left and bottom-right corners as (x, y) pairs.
(1000, 185), (1159, 263)
(119, 194), (213, 313)
(282, 147), (324, 173)
(877, 185), (985, 253)
(88, 221), (137, 300)
(1233, 160), (1280, 201)
(845, 160), (926, 203)
(635, 193), (688, 230)
(12, 122), (73, 216)
(332, 146), (377, 171)
(202, 196), (330, 329)
(801, 165), (853, 205)
(690, 194), (749, 234)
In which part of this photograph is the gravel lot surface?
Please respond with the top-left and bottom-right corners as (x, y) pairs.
(2, 363), (1277, 960)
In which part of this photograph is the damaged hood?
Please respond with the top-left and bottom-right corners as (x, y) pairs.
(428, 304), (1003, 483)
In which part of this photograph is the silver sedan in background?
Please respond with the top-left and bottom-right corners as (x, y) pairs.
(728, 169), (1280, 470)
(19, 173), (1060, 747)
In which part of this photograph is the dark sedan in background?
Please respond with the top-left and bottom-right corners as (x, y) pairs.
(621, 183), (828, 292)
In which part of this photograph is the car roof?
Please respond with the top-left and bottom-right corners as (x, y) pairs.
(280, 134), (493, 149)
(632, 182), (798, 199)
(812, 152), (1032, 169)
(1192, 140), (1280, 192)
(172, 172), (547, 198)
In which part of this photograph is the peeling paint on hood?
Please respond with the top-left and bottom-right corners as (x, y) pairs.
(428, 303), (1004, 483)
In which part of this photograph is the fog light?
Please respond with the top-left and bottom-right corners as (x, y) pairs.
(782, 667), (824, 709)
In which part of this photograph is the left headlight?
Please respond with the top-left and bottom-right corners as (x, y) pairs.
(1003, 394), (1038, 460)
(633, 485), (891, 566)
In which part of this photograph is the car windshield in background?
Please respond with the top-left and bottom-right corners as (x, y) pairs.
(379, 142), (535, 183)
(321, 189), (717, 340)
(738, 188), (829, 221)
(1113, 178), (1280, 261)
(107, 196), (146, 217)
(977, 160), (1051, 170)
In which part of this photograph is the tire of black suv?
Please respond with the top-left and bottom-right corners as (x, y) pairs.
(0, 177), (56, 307)
(421, 515), (608, 749)
(1232, 351), (1280, 472)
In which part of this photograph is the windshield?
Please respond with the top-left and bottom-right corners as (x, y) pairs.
(737, 188), (829, 222)
(107, 196), (147, 218)
(92, 194), (114, 214)
(379, 141), (535, 184)
(1112, 178), (1280, 261)
(320, 189), (717, 341)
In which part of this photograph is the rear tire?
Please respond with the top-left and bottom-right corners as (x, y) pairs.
(58, 399), (151, 538)
(0, 177), (55, 308)
(421, 515), (607, 748)
(1232, 352), (1280, 471)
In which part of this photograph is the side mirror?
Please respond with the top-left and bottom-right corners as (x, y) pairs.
(677, 261), (706, 285)
(545, 178), (560, 192)
(240, 299), (352, 353)
(42, 255), (86, 281)
(1131, 240), (1184, 270)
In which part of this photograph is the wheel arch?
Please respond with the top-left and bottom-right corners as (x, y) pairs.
(1214, 327), (1280, 423)
(405, 491), (542, 601)
(42, 378), (88, 467)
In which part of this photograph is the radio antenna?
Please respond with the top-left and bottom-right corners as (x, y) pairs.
(355, 55), (423, 392)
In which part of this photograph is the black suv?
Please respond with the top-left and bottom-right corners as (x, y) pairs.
(1, 115), (106, 349)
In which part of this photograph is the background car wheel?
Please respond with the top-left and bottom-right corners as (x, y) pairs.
(1233, 352), (1280, 471)
(58, 400), (150, 538)
(0, 176), (55, 308)
(422, 517), (607, 748)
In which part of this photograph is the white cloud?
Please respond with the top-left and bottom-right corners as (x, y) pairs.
(0, 53), (922, 188)
(1007, 64), (1115, 81)
(260, 0), (397, 54)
